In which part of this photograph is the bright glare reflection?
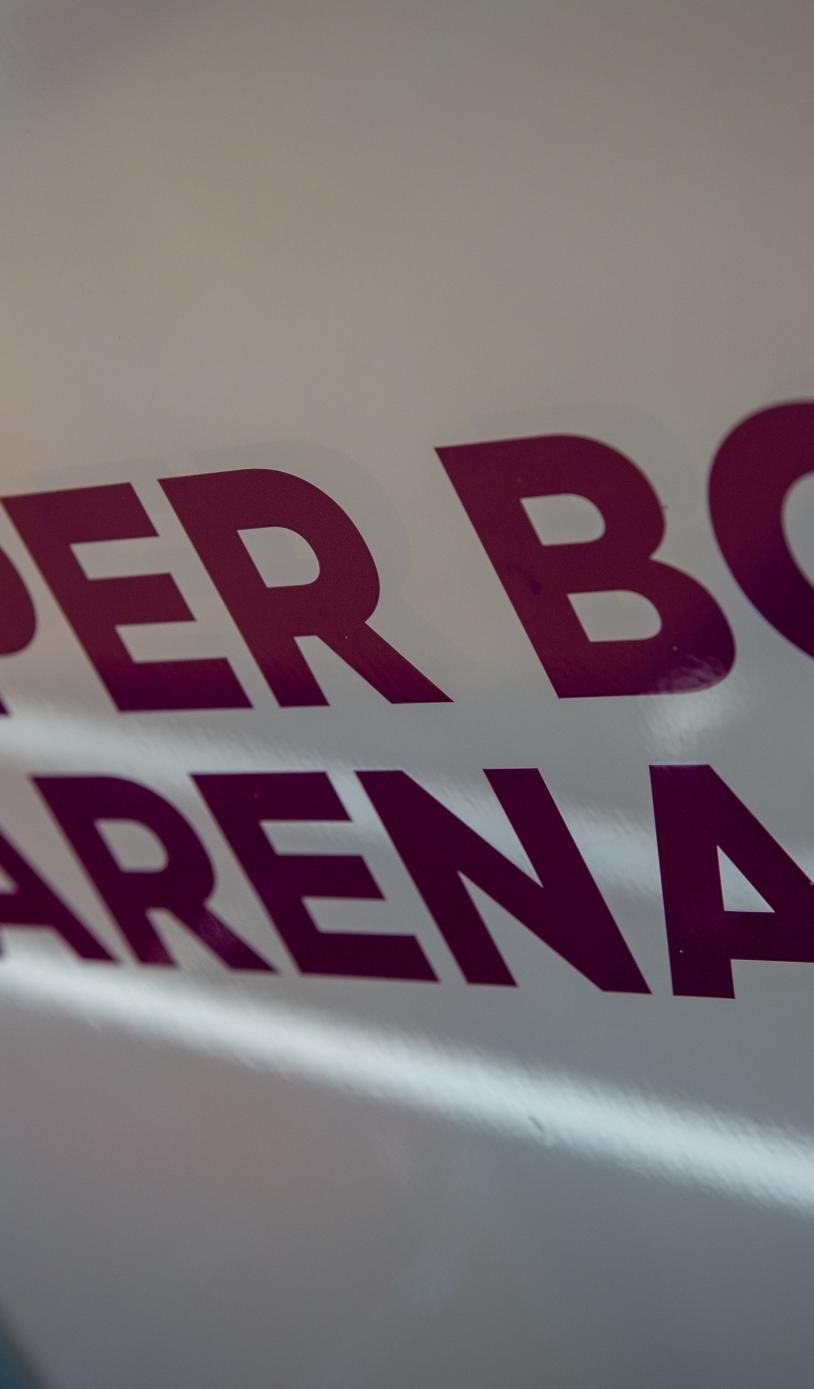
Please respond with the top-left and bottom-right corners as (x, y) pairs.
(3, 959), (814, 1214)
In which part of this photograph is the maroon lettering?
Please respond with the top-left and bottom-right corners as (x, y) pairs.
(437, 434), (735, 696)
(3, 484), (250, 711)
(160, 469), (449, 707)
(0, 827), (114, 960)
(651, 764), (814, 998)
(360, 769), (649, 990)
(710, 401), (814, 660)
(35, 776), (272, 970)
(0, 548), (36, 714)
(196, 771), (436, 980)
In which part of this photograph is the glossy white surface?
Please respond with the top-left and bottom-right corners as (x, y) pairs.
(1, 3), (814, 1385)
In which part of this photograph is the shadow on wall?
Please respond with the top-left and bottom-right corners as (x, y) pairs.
(0, 1317), (47, 1389)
